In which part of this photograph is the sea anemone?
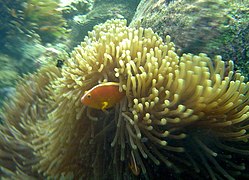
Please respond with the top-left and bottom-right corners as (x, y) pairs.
(0, 65), (60, 178)
(0, 19), (249, 179)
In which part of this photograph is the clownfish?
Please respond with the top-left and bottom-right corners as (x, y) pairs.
(81, 82), (125, 110)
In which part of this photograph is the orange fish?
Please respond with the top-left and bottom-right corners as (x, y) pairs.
(81, 82), (125, 110)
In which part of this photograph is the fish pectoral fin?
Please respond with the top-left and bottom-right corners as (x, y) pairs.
(101, 101), (109, 110)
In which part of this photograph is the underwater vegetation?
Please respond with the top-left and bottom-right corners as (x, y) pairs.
(131, 0), (249, 79)
(0, 19), (248, 179)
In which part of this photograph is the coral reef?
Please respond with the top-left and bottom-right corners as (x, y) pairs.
(60, 0), (95, 19)
(0, 0), (69, 91)
(0, 42), (68, 110)
(0, 0), (68, 46)
(64, 0), (140, 48)
(22, 0), (68, 43)
(0, 19), (249, 180)
(130, 0), (249, 79)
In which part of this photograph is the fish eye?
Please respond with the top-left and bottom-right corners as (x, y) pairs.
(87, 94), (91, 99)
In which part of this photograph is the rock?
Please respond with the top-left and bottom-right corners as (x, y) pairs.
(130, 0), (249, 78)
